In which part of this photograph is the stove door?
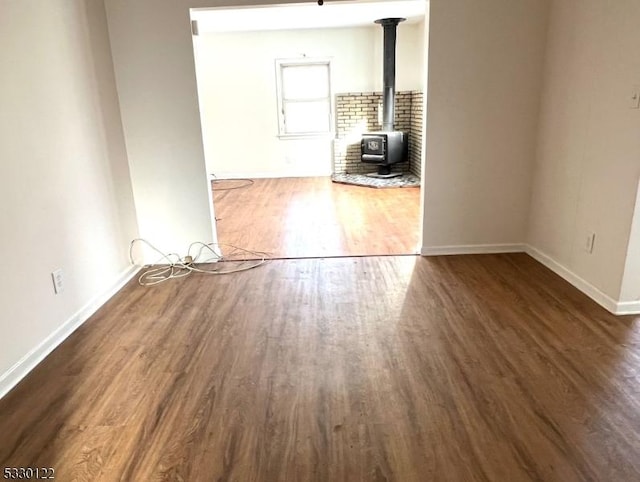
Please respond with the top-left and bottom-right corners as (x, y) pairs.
(361, 135), (386, 164)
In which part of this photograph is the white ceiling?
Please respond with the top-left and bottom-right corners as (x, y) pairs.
(191, 1), (426, 34)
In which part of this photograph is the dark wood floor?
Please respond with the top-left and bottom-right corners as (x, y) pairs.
(212, 177), (421, 259)
(1, 254), (640, 481)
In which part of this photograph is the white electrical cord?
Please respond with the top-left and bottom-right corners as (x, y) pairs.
(129, 238), (269, 286)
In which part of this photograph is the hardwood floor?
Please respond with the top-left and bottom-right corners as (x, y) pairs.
(212, 177), (421, 259)
(1, 254), (640, 481)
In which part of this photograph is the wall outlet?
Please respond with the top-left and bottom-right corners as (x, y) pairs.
(51, 269), (64, 294)
(585, 233), (596, 254)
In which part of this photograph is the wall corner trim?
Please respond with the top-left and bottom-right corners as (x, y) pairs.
(0, 265), (140, 400)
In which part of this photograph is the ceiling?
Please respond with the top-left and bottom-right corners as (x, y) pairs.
(191, 1), (426, 34)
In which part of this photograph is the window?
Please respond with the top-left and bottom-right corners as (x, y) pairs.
(276, 59), (333, 137)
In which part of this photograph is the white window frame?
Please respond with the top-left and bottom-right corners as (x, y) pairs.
(275, 58), (334, 139)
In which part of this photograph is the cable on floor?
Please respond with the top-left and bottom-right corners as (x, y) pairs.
(129, 238), (270, 286)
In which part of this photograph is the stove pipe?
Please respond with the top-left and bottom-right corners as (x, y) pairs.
(375, 17), (406, 132)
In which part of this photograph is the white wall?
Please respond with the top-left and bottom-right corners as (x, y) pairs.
(194, 23), (424, 178)
(527, 0), (640, 304)
(104, 0), (222, 256)
(0, 0), (138, 393)
(422, 0), (549, 251)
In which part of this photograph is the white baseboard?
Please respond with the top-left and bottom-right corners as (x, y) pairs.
(420, 244), (526, 256)
(524, 245), (638, 315)
(0, 265), (140, 400)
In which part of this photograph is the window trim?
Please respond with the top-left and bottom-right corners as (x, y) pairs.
(275, 58), (334, 139)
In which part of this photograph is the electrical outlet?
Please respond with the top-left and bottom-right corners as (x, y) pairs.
(585, 233), (596, 254)
(51, 269), (64, 294)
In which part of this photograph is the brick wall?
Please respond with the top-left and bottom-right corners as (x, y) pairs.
(409, 92), (423, 177)
(333, 91), (422, 176)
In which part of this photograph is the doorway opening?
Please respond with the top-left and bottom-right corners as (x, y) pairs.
(190, 0), (429, 259)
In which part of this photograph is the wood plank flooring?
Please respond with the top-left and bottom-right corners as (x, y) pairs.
(212, 177), (421, 259)
(1, 254), (640, 481)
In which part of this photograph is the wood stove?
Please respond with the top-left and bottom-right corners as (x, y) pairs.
(361, 131), (408, 176)
(361, 17), (408, 178)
